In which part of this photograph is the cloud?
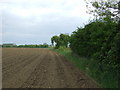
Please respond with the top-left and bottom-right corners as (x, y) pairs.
(1, 0), (93, 44)
(2, 0), (90, 18)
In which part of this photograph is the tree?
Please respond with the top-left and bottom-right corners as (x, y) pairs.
(85, 0), (120, 22)
(51, 35), (60, 49)
(51, 34), (70, 49)
(59, 34), (70, 48)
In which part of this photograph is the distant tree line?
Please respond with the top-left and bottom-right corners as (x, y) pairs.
(2, 43), (49, 48)
(17, 43), (49, 48)
(2, 44), (17, 47)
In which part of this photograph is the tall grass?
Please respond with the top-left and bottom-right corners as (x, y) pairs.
(50, 47), (118, 88)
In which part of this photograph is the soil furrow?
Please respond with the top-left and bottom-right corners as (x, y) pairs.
(2, 48), (98, 88)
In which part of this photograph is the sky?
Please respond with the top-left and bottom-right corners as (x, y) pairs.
(1, 0), (93, 45)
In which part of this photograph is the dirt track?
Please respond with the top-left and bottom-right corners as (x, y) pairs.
(2, 48), (98, 88)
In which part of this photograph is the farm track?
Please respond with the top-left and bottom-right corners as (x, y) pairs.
(2, 48), (98, 88)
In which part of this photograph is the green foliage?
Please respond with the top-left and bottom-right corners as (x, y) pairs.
(51, 34), (70, 49)
(70, 19), (119, 87)
(2, 44), (17, 47)
(51, 0), (119, 88)
(52, 46), (118, 88)
(70, 0), (119, 87)
(18, 43), (49, 48)
(85, 0), (119, 22)
(51, 35), (60, 49)
(70, 6), (119, 89)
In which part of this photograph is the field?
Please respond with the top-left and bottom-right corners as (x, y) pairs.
(2, 48), (98, 88)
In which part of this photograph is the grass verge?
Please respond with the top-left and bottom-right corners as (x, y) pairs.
(49, 47), (118, 88)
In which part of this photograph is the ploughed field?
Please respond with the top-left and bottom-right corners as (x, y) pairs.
(2, 48), (98, 88)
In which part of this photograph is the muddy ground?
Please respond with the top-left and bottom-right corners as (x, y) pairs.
(2, 48), (98, 88)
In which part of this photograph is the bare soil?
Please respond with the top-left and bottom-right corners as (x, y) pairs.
(2, 48), (98, 88)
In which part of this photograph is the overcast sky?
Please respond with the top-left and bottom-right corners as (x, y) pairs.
(1, 0), (93, 45)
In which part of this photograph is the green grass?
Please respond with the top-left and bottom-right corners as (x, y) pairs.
(49, 47), (119, 88)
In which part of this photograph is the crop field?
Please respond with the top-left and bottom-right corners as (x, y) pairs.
(2, 48), (98, 88)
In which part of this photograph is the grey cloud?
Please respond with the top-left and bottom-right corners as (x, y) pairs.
(2, 0), (92, 45)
